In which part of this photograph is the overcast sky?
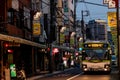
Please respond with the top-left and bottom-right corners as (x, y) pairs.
(76, 0), (116, 23)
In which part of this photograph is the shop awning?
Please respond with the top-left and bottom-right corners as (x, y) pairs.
(0, 34), (46, 48)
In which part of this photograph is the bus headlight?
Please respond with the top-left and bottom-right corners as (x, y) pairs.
(84, 68), (88, 71)
(82, 64), (87, 68)
(104, 68), (108, 71)
(104, 64), (110, 68)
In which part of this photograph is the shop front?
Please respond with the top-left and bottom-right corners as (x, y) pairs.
(0, 34), (46, 78)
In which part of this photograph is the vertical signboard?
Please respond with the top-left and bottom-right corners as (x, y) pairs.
(60, 33), (65, 44)
(108, 0), (116, 8)
(107, 12), (117, 27)
(33, 22), (41, 36)
(10, 64), (17, 78)
(103, 0), (117, 8)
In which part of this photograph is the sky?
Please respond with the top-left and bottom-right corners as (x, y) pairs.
(76, 0), (116, 23)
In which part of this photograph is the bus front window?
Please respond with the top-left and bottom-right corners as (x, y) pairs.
(82, 49), (109, 60)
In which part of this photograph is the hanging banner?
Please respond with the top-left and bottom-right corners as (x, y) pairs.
(33, 22), (41, 36)
(107, 12), (117, 27)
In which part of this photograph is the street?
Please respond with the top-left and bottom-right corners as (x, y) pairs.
(0, 1), (120, 80)
(34, 67), (119, 80)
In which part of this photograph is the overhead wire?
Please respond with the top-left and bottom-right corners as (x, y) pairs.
(83, 0), (92, 20)
(78, 0), (112, 22)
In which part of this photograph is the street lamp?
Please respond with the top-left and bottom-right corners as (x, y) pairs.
(81, 10), (89, 42)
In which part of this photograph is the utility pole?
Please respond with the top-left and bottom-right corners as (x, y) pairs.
(81, 10), (85, 42)
(81, 10), (89, 42)
(0, 41), (4, 79)
(74, 0), (77, 50)
(115, 0), (120, 73)
(48, 0), (55, 73)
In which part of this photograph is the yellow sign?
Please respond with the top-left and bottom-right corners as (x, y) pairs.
(88, 44), (103, 48)
(107, 12), (117, 27)
(33, 23), (41, 36)
(60, 33), (65, 44)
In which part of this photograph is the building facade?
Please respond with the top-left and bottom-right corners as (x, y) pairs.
(0, 0), (77, 79)
(0, 0), (47, 78)
(86, 19), (108, 41)
(63, 0), (74, 48)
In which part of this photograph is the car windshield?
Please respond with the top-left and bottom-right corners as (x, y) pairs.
(111, 55), (117, 60)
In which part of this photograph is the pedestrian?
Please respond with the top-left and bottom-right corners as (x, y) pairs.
(17, 61), (26, 80)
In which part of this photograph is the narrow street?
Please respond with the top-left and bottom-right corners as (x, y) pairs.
(33, 66), (119, 80)
(0, 0), (120, 80)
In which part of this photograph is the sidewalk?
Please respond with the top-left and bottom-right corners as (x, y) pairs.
(27, 68), (74, 80)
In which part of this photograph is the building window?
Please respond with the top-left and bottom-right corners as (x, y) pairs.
(7, 9), (24, 29)
(36, 2), (40, 10)
(70, 10), (73, 17)
(64, 1), (68, 12)
(8, 11), (14, 25)
(72, 0), (73, 4)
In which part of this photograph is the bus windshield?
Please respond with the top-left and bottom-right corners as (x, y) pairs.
(82, 49), (109, 60)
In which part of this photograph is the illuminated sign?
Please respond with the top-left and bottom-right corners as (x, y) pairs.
(84, 43), (108, 48)
(88, 44), (103, 47)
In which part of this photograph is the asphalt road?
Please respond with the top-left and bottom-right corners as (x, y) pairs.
(35, 66), (119, 80)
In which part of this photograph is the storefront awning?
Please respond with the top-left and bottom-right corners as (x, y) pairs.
(0, 34), (46, 48)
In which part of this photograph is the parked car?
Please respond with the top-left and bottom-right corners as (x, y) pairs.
(111, 55), (117, 66)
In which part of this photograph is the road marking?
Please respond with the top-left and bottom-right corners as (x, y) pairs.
(66, 74), (81, 80)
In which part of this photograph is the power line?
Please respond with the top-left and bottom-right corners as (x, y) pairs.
(79, 0), (108, 7)
(83, 1), (92, 20)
